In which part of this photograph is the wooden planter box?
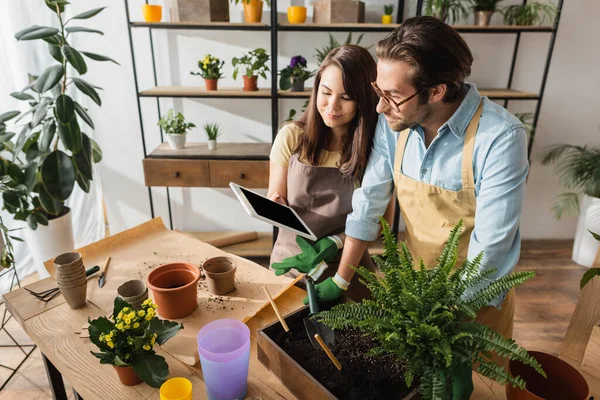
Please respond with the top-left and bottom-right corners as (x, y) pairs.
(257, 306), (418, 400)
(170, 0), (229, 23)
(312, 0), (365, 23)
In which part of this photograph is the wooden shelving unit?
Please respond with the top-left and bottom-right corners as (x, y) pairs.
(130, 21), (270, 30)
(139, 86), (272, 98)
(278, 23), (554, 33)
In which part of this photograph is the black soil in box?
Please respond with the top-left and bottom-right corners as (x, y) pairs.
(258, 305), (417, 400)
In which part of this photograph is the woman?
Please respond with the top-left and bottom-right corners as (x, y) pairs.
(268, 45), (389, 300)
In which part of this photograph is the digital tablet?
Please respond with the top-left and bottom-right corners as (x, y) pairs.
(229, 182), (318, 241)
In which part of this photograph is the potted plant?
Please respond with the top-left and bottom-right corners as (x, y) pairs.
(471, 0), (501, 26)
(232, 48), (270, 92)
(502, 2), (558, 26)
(382, 4), (394, 24)
(0, 2), (112, 279)
(279, 56), (314, 93)
(88, 297), (183, 387)
(287, 5), (307, 24)
(424, 0), (470, 24)
(230, 0), (270, 23)
(157, 109), (196, 150)
(204, 122), (222, 150)
(191, 54), (224, 91)
(542, 145), (600, 268)
(581, 231), (600, 289)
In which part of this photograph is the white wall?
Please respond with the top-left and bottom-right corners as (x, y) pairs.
(76, 0), (599, 239)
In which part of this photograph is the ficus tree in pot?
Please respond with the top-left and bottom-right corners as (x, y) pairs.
(0, 0), (116, 232)
(232, 48), (270, 91)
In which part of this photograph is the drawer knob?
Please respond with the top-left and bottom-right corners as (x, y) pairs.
(173, 172), (180, 178)
(239, 173), (246, 179)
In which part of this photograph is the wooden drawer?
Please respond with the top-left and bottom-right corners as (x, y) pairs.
(143, 159), (210, 187)
(209, 160), (269, 188)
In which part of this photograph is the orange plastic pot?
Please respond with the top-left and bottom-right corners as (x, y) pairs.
(287, 6), (307, 24)
(243, 0), (263, 23)
(205, 79), (218, 91)
(113, 365), (143, 386)
(142, 5), (162, 22)
(243, 75), (258, 91)
(147, 262), (200, 319)
(507, 351), (589, 400)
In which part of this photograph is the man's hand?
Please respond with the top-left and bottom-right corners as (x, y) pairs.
(271, 235), (342, 276)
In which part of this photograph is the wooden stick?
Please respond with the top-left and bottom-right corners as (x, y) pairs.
(262, 286), (289, 332)
(314, 334), (342, 371)
(101, 256), (111, 276)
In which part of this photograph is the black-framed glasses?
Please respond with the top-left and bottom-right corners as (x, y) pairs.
(371, 81), (428, 111)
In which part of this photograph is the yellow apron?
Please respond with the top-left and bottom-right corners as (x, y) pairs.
(393, 102), (514, 368)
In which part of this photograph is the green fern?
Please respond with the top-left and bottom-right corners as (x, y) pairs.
(316, 218), (544, 400)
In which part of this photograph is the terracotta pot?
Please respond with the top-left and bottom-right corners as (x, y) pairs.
(287, 6), (307, 24)
(507, 351), (589, 400)
(242, 0), (263, 23)
(113, 365), (143, 386)
(243, 75), (258, 91)
(147, 262), (200, 319)
(291, 78), (304, 92)
(142, 5), (162, 22)
(203, 256), (236, 295)
(118, 280), (149, 310)
(381, 14), (393, 24)
(205, 78), (218, 91)
(474, 10), (494, 26)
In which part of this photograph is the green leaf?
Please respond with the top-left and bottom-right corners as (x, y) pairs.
(90, 138), (102, 163)
(27, 214), (38, 230)
(40, 121), (56, 152)
(71, 7), (106, 20)
(73, 133), (93, 180)
(48, 43), (63, 63)
(32, 98), (52, 127)
(57, 119), (82, 153)
(88, 316), (115, 351)
(131, 353), (168, 388)
(66, 26), (104, 35)
(45, 0), (69, 14)
(91, 351), (115, 365)
(75, 171), (90, 193)
(149, 318), (183, 345)
(10, 92), (35, 101)
(113, 296), (130, 318)
(81, 51), (120, 65)
(7, 162), (24, 184)
(0, 131), (16, 143)
(74, 102), (94, 129)
(72, 78), (101, 106)
(581, 268), (600, 290)
(55, 94), (75, 124)
(14, 126), (29, 157)
(41, 150), (75, 201)
(62, 45), (87, 75)
(590, 231), (600, 242)
(35, 65), (64, 93)
(35, 211), (49, 226)
(15, 25), (59, 41)
(0, 111), (20, 123)
(42, 34), (62, 46)
(2, 192), (21, 209)
(39, 185), (64, 215)
(24, 162), (38, 191)
(26, 142), (39, 162)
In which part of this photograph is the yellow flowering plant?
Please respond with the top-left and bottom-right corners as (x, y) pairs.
(88, 297), (183, 388)
(191, 54), (225, 80)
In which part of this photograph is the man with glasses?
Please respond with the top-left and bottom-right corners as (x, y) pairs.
(309, 16), (528, 373)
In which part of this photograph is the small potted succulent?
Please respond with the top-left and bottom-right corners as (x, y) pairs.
(157, 109), (196, 150)
(232, 48), (270, 91)
(382, 4), (394, 24)
(204, 122), (222, 150)
(278, 55), (314, 92)
(471, 0), (501, 26)
(88, 297), (184, 387)
(191, 54), (225, 91)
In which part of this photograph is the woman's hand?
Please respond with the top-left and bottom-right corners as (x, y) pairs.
(269, 192), (288, 205)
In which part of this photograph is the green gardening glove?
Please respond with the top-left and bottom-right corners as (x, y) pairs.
(450, 361), (474, 400)
(271, 235), (342, 276)
(302, 274), (347, 304)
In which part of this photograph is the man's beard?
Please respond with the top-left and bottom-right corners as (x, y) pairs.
(386, 103), (433, 132)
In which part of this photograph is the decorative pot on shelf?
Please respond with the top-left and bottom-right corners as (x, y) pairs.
(166, 133), (186, 150)
(243, 0), (263, 23)
(242, 75), (258, 91)
(205, 78), (218, 91)
(290, 78), (304, 92)
(207, 140), (217, 151)
(474, 10), (494, 26)
(287, 6), (307, 24)
(113, 365), (143, 386)
(572, 194), (600, 267)
(142, 5), (163, 22)
(381, 14), (392, 24)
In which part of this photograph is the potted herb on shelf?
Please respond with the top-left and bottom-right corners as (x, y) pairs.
(502, 2), (558, 26)
(382, 4), (394, 24)
(158, 109), (196, 150)
(232, 48), (270, 92)
(424, 0), (470, 24)
(542, 144), (600, 267)
(279, 56), (314, 92)
(471, 0), (501, 26)
(88, 297), (183, 387)
(230, 0), (270, 23)
(191, 54), (224, 91)
(204, 122), (222, 150)
(0, 3), (111, 279)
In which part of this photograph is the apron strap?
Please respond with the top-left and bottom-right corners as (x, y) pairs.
(393, 129), (411, 177)
(461, 101), (483, 191)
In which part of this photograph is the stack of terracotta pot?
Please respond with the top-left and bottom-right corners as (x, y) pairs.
(54, 252), (87, 309)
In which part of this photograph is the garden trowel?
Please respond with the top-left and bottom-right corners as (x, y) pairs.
(304, 277), (335, 349)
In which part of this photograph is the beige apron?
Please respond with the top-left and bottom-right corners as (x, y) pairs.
(270, 153), (375, 301)
(393, 102), (515, 369)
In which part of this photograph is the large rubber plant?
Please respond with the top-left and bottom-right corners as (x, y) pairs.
(0, 0), (118, 230)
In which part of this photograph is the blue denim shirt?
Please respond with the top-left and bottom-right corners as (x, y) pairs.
(346, 83), (529, 307)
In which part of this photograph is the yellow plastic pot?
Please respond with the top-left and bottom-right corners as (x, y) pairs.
(287, 6), (307, 24)
(160, 377), (192, 400)
(381, 14), (393, 24)
(243, 0), (263, 23)
(142, 5), (162, 22)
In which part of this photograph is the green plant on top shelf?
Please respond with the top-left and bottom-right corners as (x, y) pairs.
(424, 0), (470, 24)
(191, 54), (224, 80)
(157, 109), (195, 135)
(314, 33), (371, 66)
(279, 55), (314, 91)
(204, 122), (222, 141)
(230, 0), (271, 6)
(471, 0), (501, 12)
(384, 4), (394, 15)
(502, 2), (558, 26)
(580, 231), (600, 289)
(316, 218), (545, 400)
(232, 48), (270, 80)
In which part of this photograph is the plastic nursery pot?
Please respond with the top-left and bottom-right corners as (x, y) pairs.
(146, 262), (201, 319)
(202, 256), (236, 295)
(205, 78), (218, 91)
(160, 377), (192, 400)
(287, 6), (307, 24)
(242, 75), (258, 91)
(242, 0), (263, 23)
(142, 5), (162, 22)
(113, 365), (143, 386)
(117, 279), (149, 310)
(507, 351), (589, 400)
(381, 14), (393, 24)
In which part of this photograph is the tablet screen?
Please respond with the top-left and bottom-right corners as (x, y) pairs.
(239, 187), (310, 235)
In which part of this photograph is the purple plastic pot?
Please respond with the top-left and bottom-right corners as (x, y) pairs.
(197, 319), (250, 400)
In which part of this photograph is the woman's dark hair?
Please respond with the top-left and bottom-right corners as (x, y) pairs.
(292, 45), (378, 181)
(376, 16), (473, 103)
